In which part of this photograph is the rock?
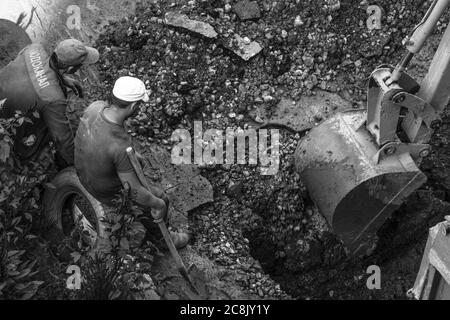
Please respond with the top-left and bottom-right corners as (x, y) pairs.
(302, 55), (315, 67)
(324, 0), (341, 12)
(294, 16), (304, 27)
(228, 181), (244, 199)
(164, 12), (218, 39)
(258, 288), (264, 297)
(233, 0), (261, 21)
(263, 95), (274, 103)
(224, 34), (263, 61)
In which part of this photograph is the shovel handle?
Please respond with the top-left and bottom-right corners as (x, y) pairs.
(126, 147), (151, 190)
(125, 148), (190, 271)
(157, 220), (187, 267)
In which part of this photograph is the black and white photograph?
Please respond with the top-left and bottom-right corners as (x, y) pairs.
(0, 0), (449, 308)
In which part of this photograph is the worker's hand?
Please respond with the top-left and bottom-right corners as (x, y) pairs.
(151, 204), (168, 222)
(62, 75), (84, 98)
(150, 195), (169, 222)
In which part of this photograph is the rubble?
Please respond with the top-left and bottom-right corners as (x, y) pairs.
(227, 181), (244, 200)
(294, 16), (304, 27)
(162, 11), (262, 61)
(233, 0), (261, 21)
(164, 12), (218, 39)
(223, 34), (262, 61)
(323, 0), (341, 12)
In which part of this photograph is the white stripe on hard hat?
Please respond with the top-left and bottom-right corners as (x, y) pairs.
(112, 76), (150, 103)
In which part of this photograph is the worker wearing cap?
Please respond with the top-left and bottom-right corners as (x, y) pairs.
(0, 39), (99, 167)
(75, 76), (190, 249)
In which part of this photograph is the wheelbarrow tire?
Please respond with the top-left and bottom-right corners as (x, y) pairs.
(42, 166), (108, 251)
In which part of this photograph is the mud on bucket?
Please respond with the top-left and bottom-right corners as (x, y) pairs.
(295, 110), (427, 257)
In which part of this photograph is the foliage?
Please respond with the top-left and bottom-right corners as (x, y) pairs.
(71, 189), (157, 300)
(0, 110), (157, 300)
(0, 111), (53, 300)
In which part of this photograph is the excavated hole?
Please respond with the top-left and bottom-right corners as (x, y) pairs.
(242, 195), (349, 298)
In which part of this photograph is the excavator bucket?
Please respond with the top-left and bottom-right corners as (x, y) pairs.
(295, 109), (427, 256)
(294, 0), (450, 257)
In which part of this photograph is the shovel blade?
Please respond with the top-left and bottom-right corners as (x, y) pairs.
(295, 110), (427, 256)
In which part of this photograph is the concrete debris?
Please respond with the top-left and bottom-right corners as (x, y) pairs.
(162, 12), (261, 60)
(224, 34), (262, 61)
(233, 0), (261, 21)
(164, 12), (218, 39)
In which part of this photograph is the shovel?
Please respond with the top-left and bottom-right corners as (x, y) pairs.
(126, 147), (201, 295)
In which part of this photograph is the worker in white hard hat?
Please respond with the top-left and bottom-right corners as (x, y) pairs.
(0, 38), (99, 168)
(74, 76), (190, 249)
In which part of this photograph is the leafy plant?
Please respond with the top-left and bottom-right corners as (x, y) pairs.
(0, 110), (157, 300)
(0, 110), (52, 300)
(72, 188), (156, 300)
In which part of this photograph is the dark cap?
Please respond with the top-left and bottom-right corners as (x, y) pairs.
(54, 39), (99, 68)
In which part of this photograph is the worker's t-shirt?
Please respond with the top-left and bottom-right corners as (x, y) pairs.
(0, 43), (74, 165)
(75, 101), (134, 203)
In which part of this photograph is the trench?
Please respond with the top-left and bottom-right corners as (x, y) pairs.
(240, 148), (450, 299)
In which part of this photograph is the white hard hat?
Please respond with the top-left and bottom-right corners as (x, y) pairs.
(112, 76), (150, 103)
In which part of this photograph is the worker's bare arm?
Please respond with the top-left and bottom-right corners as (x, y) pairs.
(148, 185), (168, 202)
(133, 151), (169, 202)
(117, 170), (166, 211)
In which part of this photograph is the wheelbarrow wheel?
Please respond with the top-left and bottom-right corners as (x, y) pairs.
(42, 167), (109, 253)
